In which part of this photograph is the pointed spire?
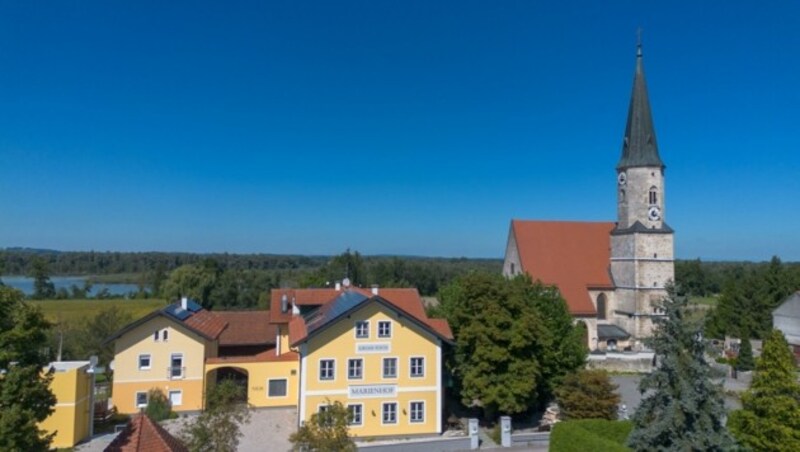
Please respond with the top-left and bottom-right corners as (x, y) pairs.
(617, 32), (664, 170)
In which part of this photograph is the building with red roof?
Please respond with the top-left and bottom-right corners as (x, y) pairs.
(503, 43), (675, 351)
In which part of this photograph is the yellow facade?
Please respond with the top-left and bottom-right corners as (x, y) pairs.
(112, 316), (212, 413)
(39, 362), (93, 449)
(299, 302), (443, 437)
(205, 359), (299, 408)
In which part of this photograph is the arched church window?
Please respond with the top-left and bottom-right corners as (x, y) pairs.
(510, 263), (515, 275)
(596, 293), (607, 320)
(648, 187), (658, 205)
(620, 189), (626, 202)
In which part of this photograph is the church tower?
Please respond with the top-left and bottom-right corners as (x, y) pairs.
(610, 40), (675, 340)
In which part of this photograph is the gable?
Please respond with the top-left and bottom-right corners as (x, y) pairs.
(510, 220), (615, 315)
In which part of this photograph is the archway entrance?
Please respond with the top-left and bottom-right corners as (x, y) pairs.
(208, 367), (249, 403)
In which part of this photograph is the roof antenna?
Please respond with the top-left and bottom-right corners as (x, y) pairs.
(636, 27), (643, 57)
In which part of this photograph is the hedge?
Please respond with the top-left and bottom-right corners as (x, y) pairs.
(550, 419), (633, 452)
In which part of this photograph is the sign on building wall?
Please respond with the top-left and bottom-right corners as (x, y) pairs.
(355, 342), (391, 354)
(348, 384), (398, 399)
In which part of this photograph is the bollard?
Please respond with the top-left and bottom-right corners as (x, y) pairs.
(468, 418), (479, 450)
(500, 415), (512, 447)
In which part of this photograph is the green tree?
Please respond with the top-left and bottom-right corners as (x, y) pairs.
(182, 379), (251, 452)
(437, 272), (585, 419)
(555, 369), (620, 420)
(161, 264), (220, 309)
(289, 400), (356, 452)
(30, 257), (55, 299)
(736, 335), (755, 372)
(0, 286), (57, 451)
(145, 388), (173, 422)
(627, 287), (734, 451)
(71, 306), (134, 369)
(728, 329), (800, 451)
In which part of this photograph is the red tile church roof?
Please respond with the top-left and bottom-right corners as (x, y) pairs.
(511, 220), (616, 316)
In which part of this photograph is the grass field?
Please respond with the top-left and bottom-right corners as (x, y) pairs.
(689, 296), (719, 306)
(30, 298), (166, 324)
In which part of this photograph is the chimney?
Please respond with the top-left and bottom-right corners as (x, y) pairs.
(371, 284), (379, 296)
(335, 281), (341, 291)
(181, 296), (188, 310)
(281, 294), (288, 313)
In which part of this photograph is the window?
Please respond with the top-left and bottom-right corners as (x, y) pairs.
(510, 263), (515, 275)
(382, 357), (397, 378)
(348, 404), (363, 426)
(268, 379), (288, 397)
(410, 401), (425, 423)
(348, 358), (363, 380)
(597, 293), (607, 320)
(153, 330), (159, 341)
(355, 321), (369, 339)
(410, 357), (425, 378)
(170, 354), (183, 379)
(378, 320), (392, 338)
(319, 359), (335, 380)
(135, 392), (148, 408)
(168, 390), (182, 407)
(138, 354), (151, 370)
(162, 329), (169, 341)
(318, 405), (332, 426)
(649, 187), (658, 205)
(382, 402), (397, 424)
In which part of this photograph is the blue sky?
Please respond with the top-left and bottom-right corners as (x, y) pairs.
(1, 1), (798, 260)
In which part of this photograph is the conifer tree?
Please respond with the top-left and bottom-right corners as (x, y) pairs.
(736, 334), (754, 372)
(728, 329), (800, 451)
(627, 287), (734, 451)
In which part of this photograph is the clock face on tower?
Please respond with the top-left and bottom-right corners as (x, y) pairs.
(618, 172), (627, 186)
(648, 206), (661, 221)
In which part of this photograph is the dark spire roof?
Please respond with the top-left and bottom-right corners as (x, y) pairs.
(617, 39), (664, 170)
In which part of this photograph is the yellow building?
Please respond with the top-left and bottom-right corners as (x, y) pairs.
(108, 298), (298, 414)
(108, 287), (453, 439)
(39, 361), (93, 449)
(272, 285), (453, 438)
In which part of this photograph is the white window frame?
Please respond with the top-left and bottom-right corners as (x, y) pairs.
(153, 330), (159, 341)
(317, 404), (334, 427)
(378, 320), (392, 338)
(138, 354), (151, 371)
(319, 358), (335, 381)
(347, 403), (363, 427)
(135, 391), (148, 408)
(410, 356), (425, 378)
(382, 356), (398, 379)
(267, 378), (288, 398)
(162, 329), (169, 341)
(169, 353), (184, 380)
(347, 358), (363, 380)
(354, 320), (369, 339)
(168, 390), (183, 407)
(409, 400), (425, 424)
(381, 402), (398, 425)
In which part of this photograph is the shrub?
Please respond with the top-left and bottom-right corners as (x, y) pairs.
(145, 388), (172, 422)
(550, 419), (633, 452)
(555, 369), (620, 420)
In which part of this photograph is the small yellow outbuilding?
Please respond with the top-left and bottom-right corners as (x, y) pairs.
(39, 361), (94, 449)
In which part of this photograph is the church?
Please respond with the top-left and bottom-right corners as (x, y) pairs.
(503, 42), (675, 352)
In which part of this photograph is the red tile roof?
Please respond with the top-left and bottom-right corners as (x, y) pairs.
(215, 311), (275, 346)
(104, 413), (187, 452)
(183, 309), (227, 340)
(283, 287), (454, 345)
(511, 220), (616, 316)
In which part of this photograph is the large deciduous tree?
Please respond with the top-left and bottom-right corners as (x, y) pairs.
(627, 287), (734, 451)
(728, 329), (800, 451)
(555, 369), (620, 420)
(0, 286), (57, 451)
(436, 272), (586, 419)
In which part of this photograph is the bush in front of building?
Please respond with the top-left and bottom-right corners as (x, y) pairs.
(290, 400), (355, 452)
(550, 419), (632, 452)
(145, 388), (174, 422)
(555, 369), (620, 420)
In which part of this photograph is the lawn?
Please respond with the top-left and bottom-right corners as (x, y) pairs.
(30, 298), (166, 324)
(550, 419), (633, 452)
(689, 295), (718, 306)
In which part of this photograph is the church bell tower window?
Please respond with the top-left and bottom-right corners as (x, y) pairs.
(648, 187), (658, 205)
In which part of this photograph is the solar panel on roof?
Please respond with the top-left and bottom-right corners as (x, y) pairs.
(164, 304), (191, 321)
(307, 291), (369, 334)
(186, 299), (203, 312)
